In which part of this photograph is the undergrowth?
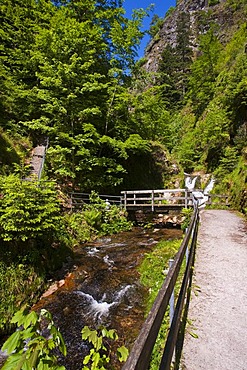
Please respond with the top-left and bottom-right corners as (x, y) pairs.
(138, 237), (185, 369)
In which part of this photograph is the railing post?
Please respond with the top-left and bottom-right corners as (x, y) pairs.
(152, 190), (154, 212)
(185, 189), (188, 208)
(169, 259), (175, 327)
(124, 191), (127, 209)
(134, 193), (136, 205)
(70, 192), (73, 211)
(185, 228), (189, 265)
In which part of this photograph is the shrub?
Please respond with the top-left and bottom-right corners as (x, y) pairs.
(0, 175), (62, 244)
(65, 192), (132, 245)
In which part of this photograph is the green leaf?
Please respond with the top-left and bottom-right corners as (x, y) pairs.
(23, 311), (38, 329)
(189, 332), (199, 338)
(1, 353), (25, 370)
(117, 346), (129, 362)
(11, 307), (27, 326)
(1, 331), (22, 354)
(83, 354), (92, 365)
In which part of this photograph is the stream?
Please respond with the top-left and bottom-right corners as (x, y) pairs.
(5, 227), (183, 369)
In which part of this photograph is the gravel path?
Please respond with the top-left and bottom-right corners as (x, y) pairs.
(181, 210), (247, 370)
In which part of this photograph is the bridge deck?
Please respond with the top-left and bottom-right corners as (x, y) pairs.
(181, 210), (247, 369)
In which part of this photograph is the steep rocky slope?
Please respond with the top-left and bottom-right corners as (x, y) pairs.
(144, 0), (246, 72)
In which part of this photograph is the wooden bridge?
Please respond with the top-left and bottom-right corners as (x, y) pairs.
(121, 189), (229, 211)
(69, 188), (228, 211)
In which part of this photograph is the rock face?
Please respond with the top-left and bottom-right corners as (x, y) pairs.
(143, 0), (244, 73)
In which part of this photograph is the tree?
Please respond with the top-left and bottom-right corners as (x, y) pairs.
(0, 0), (150, 191)
(187, 27), (222, 117)
(175, 11), (193, 97)
(158, 45), (181, 108)
(158, 11), (193, 108)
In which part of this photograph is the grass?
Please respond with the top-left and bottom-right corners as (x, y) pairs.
(138, 237), (185, 369)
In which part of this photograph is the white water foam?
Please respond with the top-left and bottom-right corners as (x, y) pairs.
(185, 176), (198, 191)
(75, 285), (134, 320)
(103, 255), (114, 267)
(75, 291), (116, 320)
(114, 285), (132, 301)
(204, 177), (215, 194)
(87, 247), (100, 256)
(185, 175), (215, 208)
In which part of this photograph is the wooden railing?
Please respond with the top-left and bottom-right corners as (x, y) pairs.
(121, 189), (192, 211)
(69, 192), (122, 210)
(121, 189), (229, 211)
(122, 203), (200, 370)
(68, 189), (229, 211)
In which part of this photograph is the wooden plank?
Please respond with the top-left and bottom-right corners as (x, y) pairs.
(124, 196), (189, 201)
(125, 204), (186, 209)
(121, 189), (186, 195)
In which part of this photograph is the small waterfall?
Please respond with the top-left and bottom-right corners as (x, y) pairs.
(204, 177), (215, 194)
(185, 174), (215, 207)
(185, 176), (198, 190)
(75, 285), (134, 321)
(75, 291), (117, 320)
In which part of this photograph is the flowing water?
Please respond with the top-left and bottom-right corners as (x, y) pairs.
(7, 227), (182, 369)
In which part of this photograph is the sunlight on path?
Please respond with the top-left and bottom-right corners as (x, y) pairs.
(182, 210), (247, 370)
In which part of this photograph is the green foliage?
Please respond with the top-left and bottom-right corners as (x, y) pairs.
(1, 307), (66, 370)
(138, 238), (183, 369)
(139, 238), (182, 312)
(0, 131), (20, 173)
(81, 326), (129, 369)
(0, 262), (45, 335)
(226, 0), (246, 11)
(165, 6), (175, 18)
(209, 0), (220, 6)
(228, 155), (247, 213)
(214, 153), (247, 213)
(65, 192), (132, 245)
(214, 146), (238, 179)
(187, 27), (222, 117)
(0, 0), (153, 191)
(158, 11), (193, 108)
(0, 175), (62, 243)
(181, 207), (194, 231)
(148, 14), (164, 38)
(129, 89), (172, 142)
(1, 307), (128, 370)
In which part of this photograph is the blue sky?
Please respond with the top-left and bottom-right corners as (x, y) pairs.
(123, 0), (176, 58)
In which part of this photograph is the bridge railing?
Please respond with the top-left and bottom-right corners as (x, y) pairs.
(121, 189), (229, 210)
(68, 192), (122, 210)
(121, 189), (193, 210)
(122, 203), (200, 370)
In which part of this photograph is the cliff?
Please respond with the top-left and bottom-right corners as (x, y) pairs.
(144, 0), (246, 72)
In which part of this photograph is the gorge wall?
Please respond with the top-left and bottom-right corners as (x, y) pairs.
(143, 0), (244, 73)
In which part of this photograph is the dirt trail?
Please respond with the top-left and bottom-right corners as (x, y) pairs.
(181, 210), (247, 370)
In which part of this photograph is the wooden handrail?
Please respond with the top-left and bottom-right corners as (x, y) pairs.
(122, 205), (199, 370)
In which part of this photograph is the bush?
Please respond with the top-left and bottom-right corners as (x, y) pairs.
(0, 262), (45, 336)
(1, 308), (128, 370)
(1, 307), (66, 370)
(65, 192), (132, 245)
(0, 175), (62, 244)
